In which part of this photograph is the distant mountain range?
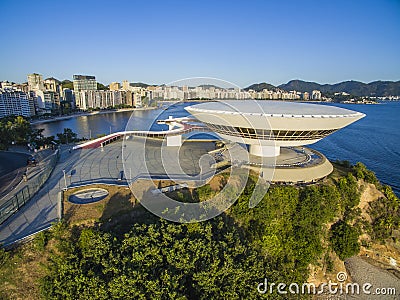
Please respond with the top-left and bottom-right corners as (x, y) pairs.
(41, 78), (400, 97)
(245, 80), (400, 97)
(130, 82), (150, 88)
(244, 82), (278, 92)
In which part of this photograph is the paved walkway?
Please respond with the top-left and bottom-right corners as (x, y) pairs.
(0, 146), (78, 246)
(0, 139), (216, 246)
(345, 256), (400, 299)
(0, 148), (54, 202)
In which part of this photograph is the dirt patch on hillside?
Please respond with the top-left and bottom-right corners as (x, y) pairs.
(358, 182), (385, 222)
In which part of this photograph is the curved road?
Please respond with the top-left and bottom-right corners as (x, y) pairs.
(0, 152), (29, 199)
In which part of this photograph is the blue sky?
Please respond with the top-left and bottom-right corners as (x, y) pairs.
(0, 0), (399, 87)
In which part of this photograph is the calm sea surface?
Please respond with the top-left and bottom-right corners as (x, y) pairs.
(313, 101), (400, 196)
(34, 101), (400, 196)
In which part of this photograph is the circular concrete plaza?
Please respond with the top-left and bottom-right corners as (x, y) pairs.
(69, 137), (330, 186)
(66, 138), (216, 187)
(69, 188), (109, 204)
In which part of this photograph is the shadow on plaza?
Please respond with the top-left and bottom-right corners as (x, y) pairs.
(0, 147), (85, 245)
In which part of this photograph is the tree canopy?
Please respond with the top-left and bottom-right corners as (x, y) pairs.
(41, 217), (287, 299)
(330, 220), (360, 260)
(1, 163), (398, 299)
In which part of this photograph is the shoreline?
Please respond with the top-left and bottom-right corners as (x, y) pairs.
(30, 106), (159, 125)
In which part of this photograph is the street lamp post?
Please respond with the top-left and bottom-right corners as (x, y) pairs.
(62, 169), (67, 190)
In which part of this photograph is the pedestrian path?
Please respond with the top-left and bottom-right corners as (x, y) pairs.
(0, 146), (77, 246)
(0, 140), (216, 247)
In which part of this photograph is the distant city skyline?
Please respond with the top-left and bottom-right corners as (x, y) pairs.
(3, 73), (400, 88)
(1, 0), (399, 87)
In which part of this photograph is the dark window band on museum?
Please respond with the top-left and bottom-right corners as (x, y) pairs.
(203, 123), (338, 141)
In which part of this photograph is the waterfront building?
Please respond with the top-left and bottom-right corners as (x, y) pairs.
(12, 83), (29, 93)
(247, 88), (304, 100)
(33, 90), (60, 112)
(44, 91), (60, 111)
(27, 73), (45, 91)
(125, 91), (142, 107)
(44, 77), (62, 93)
(0, 90), (36, 118)
(62, 88), (75, 110)
(312, 90), (322, 100)
(73, 75), (97, 91)
(1, 81), (13, 89)
(73, 75), (97, 109)
(133, 91), (142, 107)
(78, 90), (127, 110)
(122, 80), (131, 91)
(110, 82), (121, 91)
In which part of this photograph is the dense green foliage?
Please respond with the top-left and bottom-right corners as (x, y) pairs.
(352, 162), (379, 184)
(337, 173), (360, 210)
(0, 161), (393, 299)
(243, 82), (278, 92)
(330, 220), (360, 260)
(61, 80), (74, 90)
(0, 116), (50, 149)
(352, 162), (400, 241)
(0, 116), (79, 149)
(0, 116), (31, 149)
(130, 82), (150, 88)
(0, 247), (9, 266)
(97, 83), (108, 90)
(368, 185), (400, 241)
(56, 128), (78, 144)
(230, 183), (344, 277)
(39, 169), (376, 299)
(41, 218), (286, 299)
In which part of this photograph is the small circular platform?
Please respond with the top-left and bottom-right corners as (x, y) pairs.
(217, 144), (333, 183)
(247, 147), (333, 183)
(69, 188), (109, 204)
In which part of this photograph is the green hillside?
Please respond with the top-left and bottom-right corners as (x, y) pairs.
(0, 163), (399, 299)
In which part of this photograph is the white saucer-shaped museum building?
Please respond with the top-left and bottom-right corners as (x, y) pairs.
(186, 100), (365, 183)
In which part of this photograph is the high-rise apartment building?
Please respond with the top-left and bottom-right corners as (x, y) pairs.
(78, 90), (127, 110)
(44, 77), (61, 93)
(34, 90), (59, 111)
(126, 91), (143, 107)
(1, 81), (13, 89)
(63, 88), (74, 103)
(73, 75), (97, 91)
(122, 80), (131, 91)
(73, 75), (97, 109)
(312, 90), (322, 100)
(27, 73), (45, 91)
(0, 90), (36, 118)
(109, 82), (120, 91)
(12, 83), (29, 93)
(60, 88), (75, 111)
